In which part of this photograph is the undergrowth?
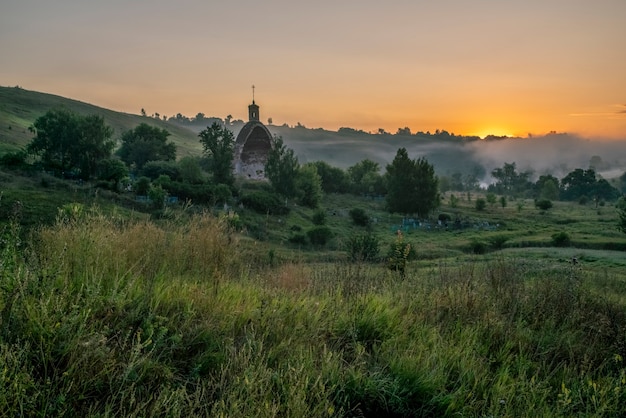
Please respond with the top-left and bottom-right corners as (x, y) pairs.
(0, 212), (625, 417)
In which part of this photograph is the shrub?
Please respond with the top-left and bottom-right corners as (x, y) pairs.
(535, 199), (553, 211)
(346, 233), (380, 262)
(469, 239), (487, 254)
(438, 213), (452, 222)
(489, 234), (509, 250)
(387, 233), (411, 276)
(349, 208), (370, 227)
(578, 195), (589, 205)
(0, 150), (28, 168)
(307, 226), (333, 246)
(312, 209), (326, 225)
(214, 183), (232, 205)
(552, 231), (571, 247)
(475, 198), (486, 211)
(288, 233), (308, 245)
(135, 176), (151, 195)
(240, 191), (289, 215)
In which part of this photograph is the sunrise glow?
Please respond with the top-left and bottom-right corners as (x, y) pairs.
(1, 1), (625, 140)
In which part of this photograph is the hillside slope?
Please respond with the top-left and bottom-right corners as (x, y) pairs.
(0, 86), (202, 157)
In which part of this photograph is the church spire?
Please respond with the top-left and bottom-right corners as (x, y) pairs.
(248, 84), (259, 121)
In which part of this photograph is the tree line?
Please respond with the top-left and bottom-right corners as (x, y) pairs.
(3, 108), (626, 224)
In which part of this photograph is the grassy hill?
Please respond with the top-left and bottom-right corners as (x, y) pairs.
(0, 86), (203, 157)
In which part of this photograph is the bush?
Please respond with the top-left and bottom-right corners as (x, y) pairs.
(438, 213), (452, 222)
(0, 150), (28, 169)
(552, 231), (571, 247)
(288, 233), (308, 245)
(349, 208), (370, 227)
(535, 199), (553, 211)
(307, 226), (333, 246)
(469, 239), (487, 254)
(475, 198), (486, 211)
(346, 233), (380, 262)
(240, 191), (290, 215)
(312, 209), (326, 225)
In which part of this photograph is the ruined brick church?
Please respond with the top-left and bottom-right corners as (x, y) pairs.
(233, 92), (272, 180)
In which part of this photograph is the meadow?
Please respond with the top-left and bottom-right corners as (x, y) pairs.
(1, 187), (626, 417)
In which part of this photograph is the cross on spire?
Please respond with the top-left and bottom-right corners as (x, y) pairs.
(252, 84), (255, 103)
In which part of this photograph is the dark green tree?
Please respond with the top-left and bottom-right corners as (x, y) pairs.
(117, 123), (176, 170)
(384, 148), (439, 217)
(97, 158), (129, 191)
(310, 161), (349, 193)
(618, 206), (626, 234)
(490, 162), (532, 196)
(265, 135), (299, 197)
(295, 164), (323, 208)
(198, 122), (235, 186)
(347, 159), (384, 195)
(28, 109), (114, 179)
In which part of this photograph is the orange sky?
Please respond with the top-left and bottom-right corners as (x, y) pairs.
(1, 0), (625, 139)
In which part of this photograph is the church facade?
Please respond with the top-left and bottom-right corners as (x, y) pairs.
(233, 98), (273, 180)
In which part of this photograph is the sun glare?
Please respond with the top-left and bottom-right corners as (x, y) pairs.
(471, 127), (514, 139)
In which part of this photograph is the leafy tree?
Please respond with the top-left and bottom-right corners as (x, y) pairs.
(490, 162), (532, 196)
(141, 161), (180, 181)
(475, 198), (486, 211)
(310, 161), (349, 193)
(117, 123), (176, 170)
(28, 109), (114, 179)
(560, 168), (620, 202)
(347, 159), (384, 195)
(295, 164), (323, 208)
(198, 122), (235, 186)
(499, 196), (507, 208)
(96, 158), (129, 191)
(178, 156), (206, 184)
(384, 148), (439, 217)
(349, 208), (370, 227)
(486, 192), (497, 207)
(265, 135), (299, 198)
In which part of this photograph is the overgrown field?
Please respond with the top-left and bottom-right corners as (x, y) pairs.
(1, 211), (625, 417)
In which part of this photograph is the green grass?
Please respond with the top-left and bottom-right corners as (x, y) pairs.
(1, 210), (626, 417)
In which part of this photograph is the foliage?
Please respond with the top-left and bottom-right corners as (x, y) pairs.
(306, 226), (333, 246)
(134, 176), (151, 195)
(240, 190), (290, 215)
(489, 162), (532, 197)
(561, 168), (620, 202)
(475, 198), (486, 211)
(117, 123), (176, 170)
(148, 184), (167, 209)
(141, 160), (181, 181)
(96, 158), (129, 191)
(0, 149), (28, 169)
(469, 239), (487, 254)
(288, 232), (308, 245)
(535, 199), (553, 211)
(27, 109), (114, 179)
(499, 195), (507, 208)
(349, 207), (371, 227)
(347, 159), (385, 195)
(310, 161), (349, 193)
(312, 209), (326, 225)
(213, 183), (232, 205)
(552, 231), (571, 247)
(387, 232), (411, 276)
(346, 232), (380, 262)
(265, 135), (299, 198)
(618, 205), (626, 234)
(449, 194), (459, 208)
(178, 156), (206, 184)
(536, 174), (560, 200)
(486, 192), (497, 207)
(385, 148), (439, 217)
(295, 164), (323, 208)
(198, 122), (235, 186)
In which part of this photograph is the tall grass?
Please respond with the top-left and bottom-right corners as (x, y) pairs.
(1, 212), (625, 416)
